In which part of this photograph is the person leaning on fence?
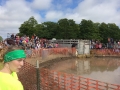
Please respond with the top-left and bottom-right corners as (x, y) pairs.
(0, 45), (26, 90)
(71, 43), (77, 55)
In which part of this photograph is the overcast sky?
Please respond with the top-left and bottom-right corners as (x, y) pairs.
(0, 0), (120, 39)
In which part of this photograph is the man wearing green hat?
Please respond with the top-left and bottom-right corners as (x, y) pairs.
(0, 46), (26, 90)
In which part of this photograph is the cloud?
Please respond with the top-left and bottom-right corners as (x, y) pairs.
(73, 0), (120, 24)
(30, 0), (53, 10)
(44, 0), (120, 25)
(0, 0), (120, 39)
(45, 11), (63, 21)
(0, 0), (42, 39)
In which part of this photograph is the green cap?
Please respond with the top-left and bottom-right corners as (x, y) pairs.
(4, 50), (26, 63)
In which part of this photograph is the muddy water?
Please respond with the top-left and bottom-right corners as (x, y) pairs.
(46, 57), (120, 85)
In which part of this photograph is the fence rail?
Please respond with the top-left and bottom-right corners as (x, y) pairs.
(18, 61), (120, 90)
(25, 47), (76, 59)
(40, 68), (120, 90)
(91, 49), (120, 56)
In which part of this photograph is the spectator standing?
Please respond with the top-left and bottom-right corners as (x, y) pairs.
(0, 45), (26, 90)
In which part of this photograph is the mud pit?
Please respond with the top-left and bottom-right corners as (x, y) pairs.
(25, 54), (76, 68)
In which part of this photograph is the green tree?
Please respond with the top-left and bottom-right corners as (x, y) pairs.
(0, 36), (3, 41)
(93, 23), (101, 40)
(35, 24), (45, 38)
(67, 19), (79, 39)
(42, 22), (58, 39)
(107, 23), (120, 42)
(79, 19), (100, 40)
(57, 18), (79, 39)
(98, 23), (120, 43)
(19, 16), (38, 37)
(99, 23), (110, 43)
(18, 17), (120, 42)
(35, 22), (58, 39)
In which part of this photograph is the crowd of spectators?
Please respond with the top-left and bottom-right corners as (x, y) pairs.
(91, 38), (120, 51)
(9, 34), (59, 49)
(91, 40), (105, 49)
(0, 33), (59, 58)
(1, 34), (120, 58)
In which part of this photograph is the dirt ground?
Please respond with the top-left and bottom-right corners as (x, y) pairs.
(25, 54), (74, 67)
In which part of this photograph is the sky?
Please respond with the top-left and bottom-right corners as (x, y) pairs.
(0, 0), (120, 39)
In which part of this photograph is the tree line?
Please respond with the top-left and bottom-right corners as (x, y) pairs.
(18, 16), (120, 43)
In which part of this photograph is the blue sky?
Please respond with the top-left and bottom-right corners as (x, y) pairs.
(0, 0), (120, 39)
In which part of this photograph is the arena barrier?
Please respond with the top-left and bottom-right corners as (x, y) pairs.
(40, 68), (120, 90)
(25, 47), (76, 58)
(18, 61), (120, 90)
(18, 62), (37, 90)
(91, 49), (120, 56)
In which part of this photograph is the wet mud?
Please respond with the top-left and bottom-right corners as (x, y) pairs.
(39, 56), (77, 69)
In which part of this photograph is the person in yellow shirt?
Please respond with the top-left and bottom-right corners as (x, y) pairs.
(0, 45), (26, 90)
